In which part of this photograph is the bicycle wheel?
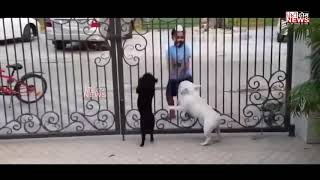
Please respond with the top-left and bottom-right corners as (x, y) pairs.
(14, 73), (47, 104)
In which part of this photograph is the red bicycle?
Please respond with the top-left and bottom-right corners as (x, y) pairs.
(0, 63), (47, 104)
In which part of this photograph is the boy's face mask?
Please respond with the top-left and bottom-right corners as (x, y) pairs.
(174, 31), (185, 47)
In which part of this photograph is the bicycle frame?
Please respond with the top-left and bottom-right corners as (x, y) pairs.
(0, 68), (18, 95)
(0, 68), (36, 96)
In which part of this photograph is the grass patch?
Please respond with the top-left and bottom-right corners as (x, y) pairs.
(137, 18), (201, 30)
(225, 18), (278, 27)
(134, 18), (279, 30)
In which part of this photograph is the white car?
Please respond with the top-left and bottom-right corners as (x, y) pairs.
(0, 18), (39, 42)
(276, 18), (288, 43)
(45, 18), (134, 49)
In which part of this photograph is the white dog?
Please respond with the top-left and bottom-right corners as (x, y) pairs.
(168, 80), (222, 146)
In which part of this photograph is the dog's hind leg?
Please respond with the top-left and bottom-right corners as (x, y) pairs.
(216, 125), (222, 142)
(200, 134), (212, 146)
(200, 123), (214, 146)
(140, 133), (146, 147)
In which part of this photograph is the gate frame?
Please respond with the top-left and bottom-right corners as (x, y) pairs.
(0, 18), (294, 140)
(113, 18), (295, 138)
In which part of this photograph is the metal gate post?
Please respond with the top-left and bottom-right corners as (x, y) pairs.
(109, 18), (122, 137)
(114, 18), (127, 141)
(285, 24), (295, 137)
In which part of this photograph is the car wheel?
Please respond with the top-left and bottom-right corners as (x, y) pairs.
(22, 24), (37, 42)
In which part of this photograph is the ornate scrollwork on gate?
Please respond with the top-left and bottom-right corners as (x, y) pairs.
(113, 18), (288, 132)
(69, 100), (115, 131)
(125, 109), (140, 129)
(0, 100), (116, 135)
(0, 113), (42, 134)
(154, 110), (201, 130)
(243, 70), (287, 128)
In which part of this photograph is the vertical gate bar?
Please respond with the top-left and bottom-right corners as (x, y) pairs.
(278, 18), (282, 71)
(68, 19), (77, 112)
(144, 20), (147, 74)
(18, 18), (31, 113)
(199, 18), (202, 97)
(159, 19), (164, 108)
(145, 48), (147, 74)
(270, 18), (274, 76)
(115, 18), (127, 139)
(245, 18), (250, 105)
(10, 18), (23, 116)
(175, 20), (179, 124)
(2, 19), (15, 121)
(52, 21), (64, 129)
(109, 18), (121, 136)
(134, 24), (139, 109)
(166, 20), (170, 113)
(27, 18), (39, 116)
(222, 18), (225, 113)
(132, 20), (137, 109)
(76, 21), (85, 112)
(263, 18), (266, 76)
(231, 18), (234, 118)
(191, 18), (194, 84)
(0, 62), (8, 124)
(175, 20), (178, 93)
(137, 47), (140, 88)
(254, 18), (258, 75)
(152, 19), (155, 111)
(238, 18), (242, 122)
(137, 63), (140, 84)
(285, 25), (294, 134)
(102, 19), (108, 109)
(60, 21), (70, 121)
(207, 18), (209, 105)
(43, 18), (55, 111)
(104, 64), (108, 109)
(215, 18), (218, 108)
(99, 18), (110, 109)
(130, 66), (133, 109)
(34, 18), (46, 113)
(183, 18), (186, 85)
(85, 18), (92, 102)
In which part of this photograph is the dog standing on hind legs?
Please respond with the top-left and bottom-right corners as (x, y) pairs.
(136, 73), (158, 147)
(168, 80), (222, 146)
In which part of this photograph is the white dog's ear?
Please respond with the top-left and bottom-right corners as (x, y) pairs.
(193, 84), (201, 89)
(180, 88), (189, 95)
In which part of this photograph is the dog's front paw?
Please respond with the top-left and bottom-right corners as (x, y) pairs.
(200, 142), (210, 146)
(140, 143), (144, 147)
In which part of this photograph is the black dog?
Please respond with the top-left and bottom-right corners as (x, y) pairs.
(136, 73), (158, 147)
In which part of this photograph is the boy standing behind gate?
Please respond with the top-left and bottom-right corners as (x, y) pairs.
(166, 24), (193, 119)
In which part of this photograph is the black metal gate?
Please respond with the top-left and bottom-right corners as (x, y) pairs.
(0, 18), (293, 139)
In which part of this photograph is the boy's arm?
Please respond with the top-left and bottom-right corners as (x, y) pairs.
(167, 48), (174, 73)
(166, 49), (170, 72)
(168, 105), (184, 111)
(183, 46), (191, 71)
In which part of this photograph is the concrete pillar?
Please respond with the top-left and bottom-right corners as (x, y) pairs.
(291, 39), (320, 143)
